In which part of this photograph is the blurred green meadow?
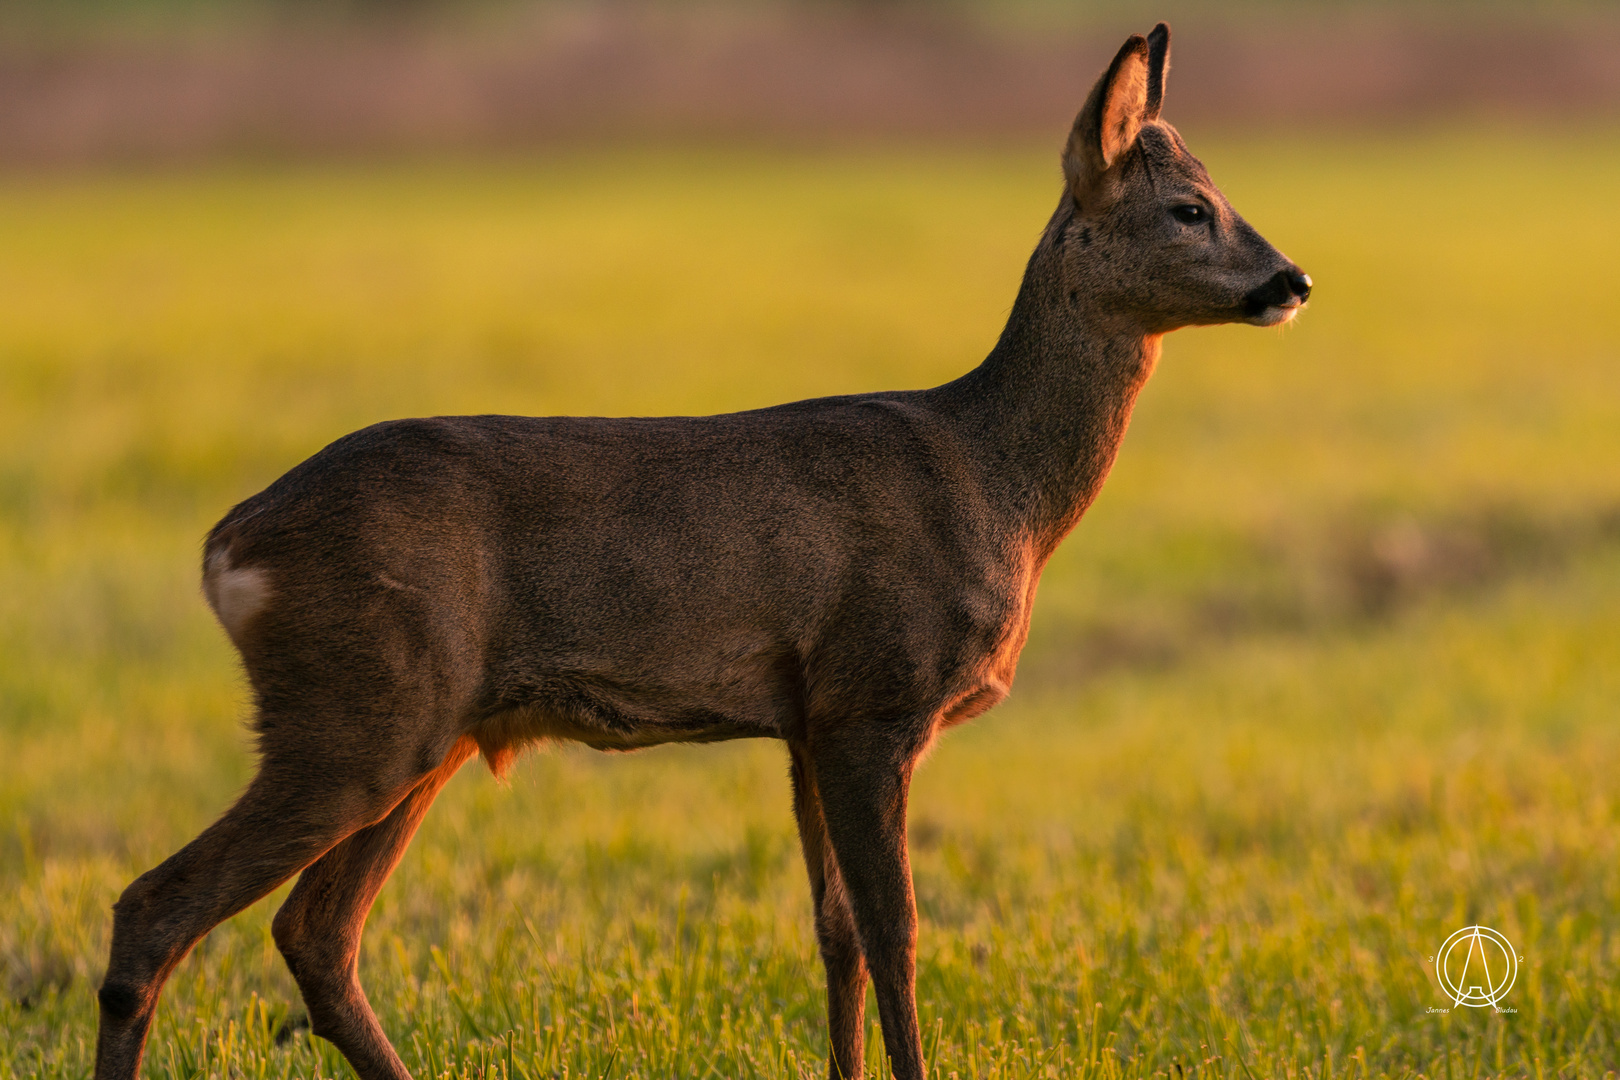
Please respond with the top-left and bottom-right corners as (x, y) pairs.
(3, 128), (1620, 1078)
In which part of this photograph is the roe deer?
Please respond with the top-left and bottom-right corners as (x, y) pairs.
(95, 22), (1309, 1080)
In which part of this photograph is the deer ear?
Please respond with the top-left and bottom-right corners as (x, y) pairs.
(1144, 22), (1170, 121)
(1063, 33), (1150, 204)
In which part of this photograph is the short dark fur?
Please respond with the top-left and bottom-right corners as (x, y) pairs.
(94, 23), (1308, 1080)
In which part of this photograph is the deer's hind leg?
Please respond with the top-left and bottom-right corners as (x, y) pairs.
(94, 697), (468, 1080)
(270, 735), (476, 1080)
(95, 763), (410, 1078)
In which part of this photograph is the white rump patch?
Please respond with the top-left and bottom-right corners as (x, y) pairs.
(203, 549), (271, 644)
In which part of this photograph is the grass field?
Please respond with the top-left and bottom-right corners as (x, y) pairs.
(3, 128), (1620, 1078)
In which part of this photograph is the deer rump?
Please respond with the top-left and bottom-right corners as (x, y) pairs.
(205, 401), (1031, 773)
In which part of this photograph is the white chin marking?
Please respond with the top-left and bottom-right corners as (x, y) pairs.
(204, 550), (271, 644)
(1249, 305), (1299, 327)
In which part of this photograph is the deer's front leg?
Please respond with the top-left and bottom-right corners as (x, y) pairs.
(790, 744), (870, 1079)
(810, 730), (926, 1080)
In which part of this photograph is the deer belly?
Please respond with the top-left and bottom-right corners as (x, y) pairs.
(477, 638), (798, 755)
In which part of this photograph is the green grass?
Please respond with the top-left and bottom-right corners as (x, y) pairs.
(3, 129), (1620, 1078)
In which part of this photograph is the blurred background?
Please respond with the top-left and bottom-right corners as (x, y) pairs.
(3, 2), (1620, 1078)
(4, 0), (1620, 161)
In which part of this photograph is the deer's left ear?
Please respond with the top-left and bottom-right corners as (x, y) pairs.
(1144, 22), (1170, 121)
(1064, 32), (1150, 204)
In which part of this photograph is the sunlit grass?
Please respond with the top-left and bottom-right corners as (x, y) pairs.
(3, 129), (1619, 1077)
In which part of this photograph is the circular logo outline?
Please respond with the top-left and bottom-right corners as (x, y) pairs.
(1436, 925), (1517, 1008)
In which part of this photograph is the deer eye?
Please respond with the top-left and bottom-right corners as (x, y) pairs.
(1171, 204), (1208, 225)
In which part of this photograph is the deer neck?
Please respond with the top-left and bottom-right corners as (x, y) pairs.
(939, 233), (1162, 560)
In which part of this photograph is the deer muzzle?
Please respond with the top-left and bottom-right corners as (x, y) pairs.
(1243, 267), (1312, 326)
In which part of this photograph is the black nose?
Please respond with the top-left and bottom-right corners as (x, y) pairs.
(1286, 269), (1312, 302)
(1242, 268), (1313, 318)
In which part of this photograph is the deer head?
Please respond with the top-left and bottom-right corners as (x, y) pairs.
(1057, 23), (1311, 332)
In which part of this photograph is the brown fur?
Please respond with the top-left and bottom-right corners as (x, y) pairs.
(94, 23), (1308, 1080)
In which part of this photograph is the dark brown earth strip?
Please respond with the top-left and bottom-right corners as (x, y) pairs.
(2, 6), (1619, 165)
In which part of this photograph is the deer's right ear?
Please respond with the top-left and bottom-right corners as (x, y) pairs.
(1143, 22), (1170, 121)
(1063, 33), (1151, 207)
